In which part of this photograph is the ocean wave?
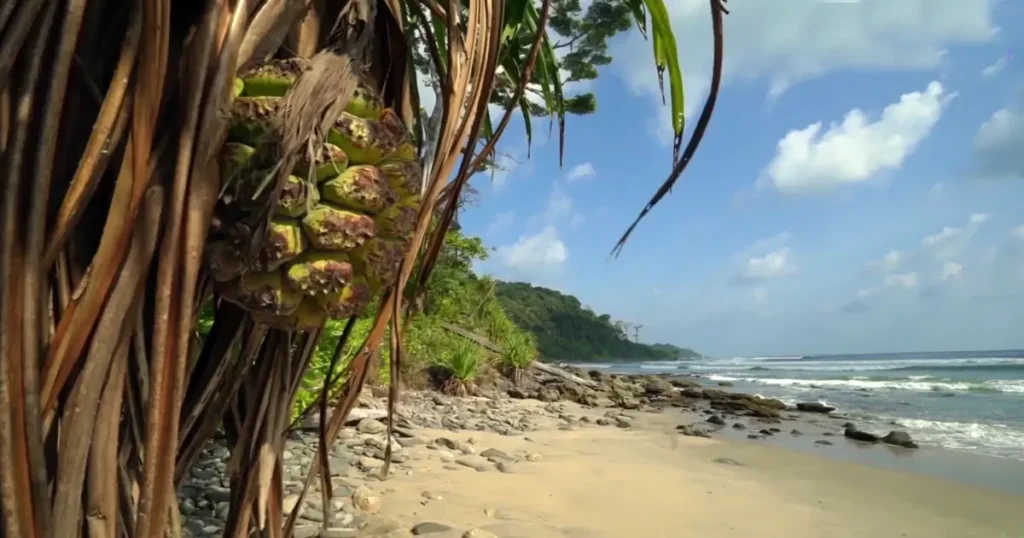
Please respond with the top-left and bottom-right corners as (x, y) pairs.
(691, 357), (1024, 373)
(638, 364), (681, 371)
(705, 374), (1024, 394)
(887, 418), (1024, 460)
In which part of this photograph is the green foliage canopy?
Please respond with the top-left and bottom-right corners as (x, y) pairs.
(495, 281), (699, 361)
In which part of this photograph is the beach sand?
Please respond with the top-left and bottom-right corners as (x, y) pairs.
(370, 401), (1024, 538)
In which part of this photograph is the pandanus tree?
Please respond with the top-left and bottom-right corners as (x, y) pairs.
(0, 0), (726, 536)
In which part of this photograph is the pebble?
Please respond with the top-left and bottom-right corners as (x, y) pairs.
(463, 530), (499, 538)
(359, 456), (386, 470)
(456, 456), (493, 472)
(352, 485), (382, 514)
(174, 374), (828, 537)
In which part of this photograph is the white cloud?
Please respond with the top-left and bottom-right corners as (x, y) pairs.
(866, 249), (904, 272)
(921, 226), (962, 248)
(495, 225), (568, 274)
(566, 162), (596, 182)
(486, 211), (515, 237)
(941, 261), (963, 280)
(739, 247), (797, 281)
(885, 272), (919, 288)
(1013, 225), (1024, 240)
(615, 0), (997, 143)
(973, 108), (1024, 179)
(525, 184), (570, 227)
(760, 82), (954, 194)
(857, 288), (879, 299)
(922, 213), (990, 260)
(734, 232), (792, 262)
(981, 56), (1007, 78)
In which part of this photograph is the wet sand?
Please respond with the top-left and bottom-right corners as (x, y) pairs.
(371, 400), (1024, 538)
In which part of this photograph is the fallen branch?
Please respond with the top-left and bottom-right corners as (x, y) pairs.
(529, 361), (599, 388)
(439, 322), (599, 388)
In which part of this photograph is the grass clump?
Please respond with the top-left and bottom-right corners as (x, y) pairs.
(499, 330), (537, 385)
(434, 338), (484, 397)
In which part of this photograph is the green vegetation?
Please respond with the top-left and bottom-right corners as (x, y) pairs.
(434, 339), (485, 396)
(499, 330), (539, 385)
(649, 343), (701, 359)
(287, 230), (539, 417)
(198, 230), (697, 416)
(495, 282), (699, 362)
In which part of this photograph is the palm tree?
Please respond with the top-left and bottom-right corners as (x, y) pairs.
(0, 0), (726, 536)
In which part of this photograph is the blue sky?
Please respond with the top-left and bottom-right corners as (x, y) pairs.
(430, 0), (1024, 357)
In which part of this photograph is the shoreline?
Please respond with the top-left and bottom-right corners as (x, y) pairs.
(556, 365), (1024, 494)
(177, 366), (1024, 537)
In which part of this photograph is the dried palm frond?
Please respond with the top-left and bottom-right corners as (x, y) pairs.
(0, 0), (726, 537)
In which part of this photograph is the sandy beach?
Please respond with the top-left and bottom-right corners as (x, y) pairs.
(367, 400), (1024, 538)
(178, 369), (1024, 538)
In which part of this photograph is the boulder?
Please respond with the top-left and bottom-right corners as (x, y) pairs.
(641, 376), (676, 396)
(676, 424), (711, 438)
(843, 426), (880, 443)
(882, 430), (919, 449)
(796, 402), (836, 414)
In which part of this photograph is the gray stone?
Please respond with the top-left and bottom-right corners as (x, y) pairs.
(479, 448), (513, 461)
(319, 529), (359, 538)
(495, 461), (515, 474)
(207, 485), (231, 503)
(358, 418), (387, 435)
(359, 456), (385, 470)
(359, 515), (404, 535)
(215, 502), (229, 520)
(411, 522), (455, 535)
(456, 456), (493, 472)
(882, 430), (919, 449)
(292, 526), (319, 538)
(302, 508), (325, 522)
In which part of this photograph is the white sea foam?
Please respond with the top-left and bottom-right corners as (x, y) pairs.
(690, 357), (1024, 373)
(705, 374), (1024, 394)
(638, 364), (679, 370)
(888, 418), (1024, 460)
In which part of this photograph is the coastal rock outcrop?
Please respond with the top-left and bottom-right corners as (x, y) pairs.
(795, 402), (836, 414)
(882, 430), (919, 449)
(843, 426), (881, 443)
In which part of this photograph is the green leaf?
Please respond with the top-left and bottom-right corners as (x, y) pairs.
(503, 0), (530, 43)
(624, 0), (649, 39)
(641, 0), (685, 140)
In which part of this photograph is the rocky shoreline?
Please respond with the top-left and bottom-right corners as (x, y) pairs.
(178, 364), (921, 537)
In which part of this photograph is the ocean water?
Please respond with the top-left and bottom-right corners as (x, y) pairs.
(576, 349), (1024, 462)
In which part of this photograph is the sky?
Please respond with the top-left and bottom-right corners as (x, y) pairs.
(433, 0), (1024, 358)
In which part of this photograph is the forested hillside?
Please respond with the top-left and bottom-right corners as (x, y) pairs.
(494, 282), (699, 362)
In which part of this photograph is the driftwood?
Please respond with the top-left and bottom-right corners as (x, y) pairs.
(529, 361), (599, 388)
(439, 323), (599, 388)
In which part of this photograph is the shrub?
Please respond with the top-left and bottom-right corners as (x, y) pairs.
(499, 330), (537, 385)
(433, 338), (484, 396)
